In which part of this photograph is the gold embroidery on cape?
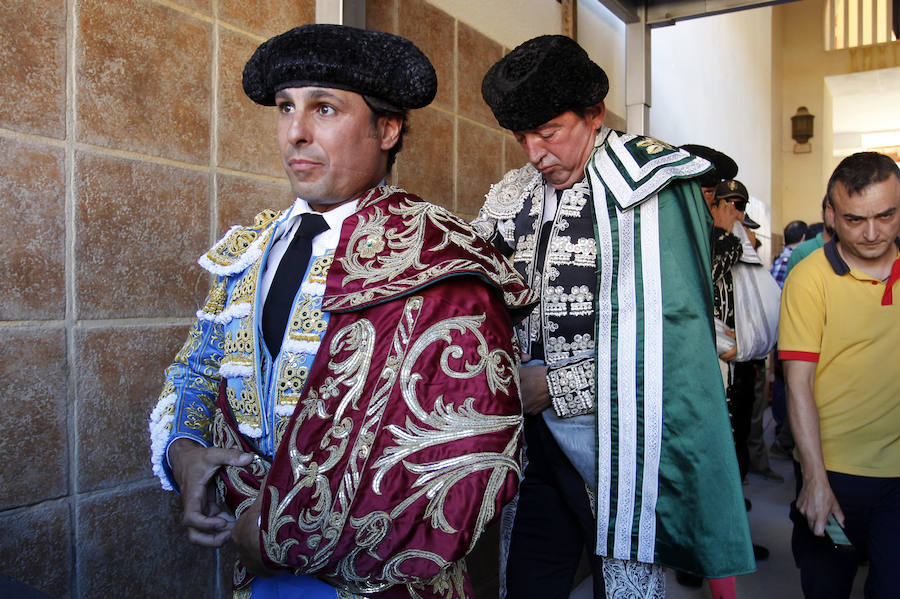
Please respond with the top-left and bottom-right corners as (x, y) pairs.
(205, 222), (276, 268)
(222, 310), (255, 375)
(254, 208), (280, 227)
(326, 192), (531, 312)
(157, 380), (176, 404)
(286, 295), (327, 343)
(213, 409), (270, 518)
(635, 137), (674, 155)
(308, 252), (334, 284)
(173, 323), (205, 366)
(232, 585), (251, 599)
(276, 353), (310, 411)
(406, 558), (469, 599)
(334, 298), (423, 586)
(274, 414), (291, 449)
(230, 260), (260, 306)
(191, 373), (220, 398)
(262, 294), (521, 592)
(185, 404), (212, 438)
(372, 313), (519, 540)
(226, 383), (262, 429)
(262, 317), (376, 572)
(201, 279), (227, 315)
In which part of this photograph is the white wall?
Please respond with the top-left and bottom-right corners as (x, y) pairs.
(425, 0), (627, 119)
(577, 0), (627, 119)
(425, 0), (561, 48)
(649, 8), (773, 236)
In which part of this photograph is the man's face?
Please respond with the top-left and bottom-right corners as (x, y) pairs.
(701, 187), (717, 209)
(827, 176), (900, 265)
(513, 105), (605, 190)
(276, 87), (400, 211)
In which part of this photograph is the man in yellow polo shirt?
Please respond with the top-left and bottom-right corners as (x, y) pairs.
(779, 151), (900, 599)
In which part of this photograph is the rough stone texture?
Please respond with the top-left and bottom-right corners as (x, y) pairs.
(172, 0), (211, 14)
(457, 120), (503, 219)
(0, 327), (68, 510)
(77, 0), (211, 164)
(219, 0), (315, 38)
(74, 152), (210, 320)
(399, 0), (455, 111)
(75, 324), (191, 492)
(0, 138), (66, 321)
(366, 0), (396, 34)
(76, 483), (218, 599)
(0, 501), (71, 598)
(504, 135), (528, 172)
(217, 29), (284, 177)
(457, 23), (503, 127)
(217, 172), (292, 235)
(395, 107), (454, 211)
(0, 0), (66, 138)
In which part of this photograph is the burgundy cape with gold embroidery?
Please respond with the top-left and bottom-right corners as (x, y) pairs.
(214, 188), (536, 598)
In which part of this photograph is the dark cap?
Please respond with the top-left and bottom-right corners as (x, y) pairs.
(242, 24), (437, 109)
(481, 35), (608, 132)
(715, 179), (749, 202)
(680, 144), (738, 188)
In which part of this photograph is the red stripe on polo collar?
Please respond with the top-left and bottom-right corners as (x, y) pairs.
(882, 256), (900, 306)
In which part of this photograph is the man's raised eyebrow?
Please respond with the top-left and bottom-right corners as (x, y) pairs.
(877, 207), (897, 217)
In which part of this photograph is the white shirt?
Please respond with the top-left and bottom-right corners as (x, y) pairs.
(259, 197), (359, 305)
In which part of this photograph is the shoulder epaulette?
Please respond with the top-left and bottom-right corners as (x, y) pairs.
(590, 127), (711, 211)
(198, 208), (281, 276)
(481, 164), (541, 220)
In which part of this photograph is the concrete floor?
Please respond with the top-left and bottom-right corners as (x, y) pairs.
(571, 409), (868, 599)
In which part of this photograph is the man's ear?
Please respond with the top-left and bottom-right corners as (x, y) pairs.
(587, 102), (606, 130)
(824, 202), (836, 229)
(378, 116), (402, 151)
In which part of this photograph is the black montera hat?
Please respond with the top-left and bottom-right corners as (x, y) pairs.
(680, 144), (738, 188)
(242, 24), (437, 109)
(481, 35), (609, 131)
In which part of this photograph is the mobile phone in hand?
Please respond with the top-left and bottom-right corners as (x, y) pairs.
(824, 513), (853, 551)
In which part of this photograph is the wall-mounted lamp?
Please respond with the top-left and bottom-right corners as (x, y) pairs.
(791, 106), (814, 153)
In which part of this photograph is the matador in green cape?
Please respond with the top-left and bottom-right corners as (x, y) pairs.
(472, 35), (754, 598)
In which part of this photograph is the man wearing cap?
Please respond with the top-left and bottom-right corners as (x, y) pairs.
(710, 179), (779, 484)
(780, 151), (900, 598)
(472, 35), (753, 598)
(148, 24), (535, 599)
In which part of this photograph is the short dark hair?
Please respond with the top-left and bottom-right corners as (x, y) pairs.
(826, 152), (900, 204)
(783, 220), (808, 245)
(363, 95), (409, 172)
(805, 222), (824, 239)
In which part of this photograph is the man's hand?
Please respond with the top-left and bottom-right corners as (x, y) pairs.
(718, 328), (737, 361)
(796, 475), (845, 537)
(710, 200), (739, 231)
(784, 359), (842, 537)
(519, 355), (551, 415)
(231, 494), (279, 577)
(168, 438), (254, 547)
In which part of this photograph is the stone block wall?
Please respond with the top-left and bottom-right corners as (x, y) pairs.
(0, 0), (525, 597)
(369, 0), (528, 219)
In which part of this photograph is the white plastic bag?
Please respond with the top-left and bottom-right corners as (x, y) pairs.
(731, 224), (781, 361)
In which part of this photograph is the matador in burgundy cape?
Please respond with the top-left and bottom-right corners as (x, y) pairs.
(151, 185), (536, 598)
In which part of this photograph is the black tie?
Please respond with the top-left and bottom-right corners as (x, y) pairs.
(262, 213), (328, 357)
